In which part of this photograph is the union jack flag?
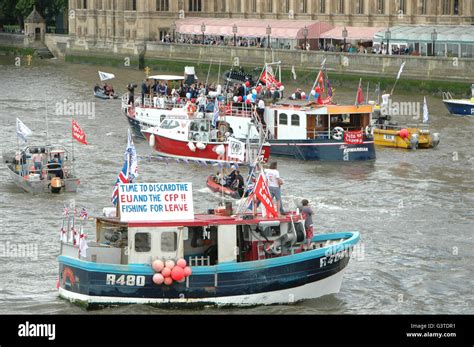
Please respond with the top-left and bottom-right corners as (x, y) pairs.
(111, 156), (129, 206)
(80, 208), (88, 219)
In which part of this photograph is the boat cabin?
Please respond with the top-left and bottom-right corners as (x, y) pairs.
(264, 102), (373, 141)
(61, 212), (309, 267)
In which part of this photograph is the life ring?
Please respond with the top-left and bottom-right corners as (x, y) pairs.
(332, 127), (345, 141)
(365, 125), (375, 137)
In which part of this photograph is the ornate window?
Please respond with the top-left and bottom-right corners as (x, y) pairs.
(156, 0), (169, 11)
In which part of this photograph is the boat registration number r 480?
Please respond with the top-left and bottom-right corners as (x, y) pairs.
(106, 274), (146, 287)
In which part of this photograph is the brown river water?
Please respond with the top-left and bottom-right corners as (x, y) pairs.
(0, 58), (472, 314)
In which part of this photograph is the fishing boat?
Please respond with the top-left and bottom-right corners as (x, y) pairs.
(2, 145), (79, 194)
(57, 183), (360, 308)
(442, 84), (474, 116)
(142, 107), (271, 165)
(206, 175), (240, 199)
(263, 102), (376, 161)
(370, 95), (440, 150)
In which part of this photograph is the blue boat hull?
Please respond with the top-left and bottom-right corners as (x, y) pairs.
(269, 139), (376, 161)
(124, 112), (147, 139)
(58, 232), (359, 307)
(443, 100), (474, 116)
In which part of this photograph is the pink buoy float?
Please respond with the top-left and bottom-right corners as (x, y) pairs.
(152, 259), (164, 272)
(171, 266), (185, 281)
(162, 267), (171, 278)
(176, 259), (187, 269)
(152, 273), (165, 285)
(165, 260), (175, 269)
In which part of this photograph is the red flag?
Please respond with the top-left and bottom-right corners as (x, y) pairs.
(357, 86), (364, 106)
(260, 70), (278, 86)
(254, 173), (278, 218)
(72, 120), (88, 145)
(319, 74), (325, 93)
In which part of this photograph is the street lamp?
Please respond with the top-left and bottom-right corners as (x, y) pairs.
(385, 28), (391, 55)
(342, 26), (348, 52)
(303, 26), (309, 50)
(201, 23), (206, 45)
(431, 29), (438, 57)
(266, 25), (272, 49)
(170, 23), (176, 43)
(233, 24), (238, 47)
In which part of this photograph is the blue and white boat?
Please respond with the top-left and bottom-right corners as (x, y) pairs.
(442, 84), (474, 116)
(57, 209), (360, 308)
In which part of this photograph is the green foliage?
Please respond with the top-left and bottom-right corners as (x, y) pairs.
(0, 0), (68, 26)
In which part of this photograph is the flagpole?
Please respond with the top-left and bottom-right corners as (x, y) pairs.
(366, 81), (370, 104)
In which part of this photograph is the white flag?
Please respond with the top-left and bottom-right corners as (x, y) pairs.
(227, 137), (246, 162)
(16, 118), (32, 143)
(291, 65), (297, 80)
(79, 230), (88, 258)
(423, 96), (429, 123)
(98, 71), (115, 81)
(396, 62), (406, 80)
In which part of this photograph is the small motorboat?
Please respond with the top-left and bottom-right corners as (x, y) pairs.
(206, 175), (240, 199)
(369, 95), (440, 150)
(3, 145), (79, 194)
(442, 84), (474, 116)
(94, 87), (118, 100)
(94, 71), (118, 99)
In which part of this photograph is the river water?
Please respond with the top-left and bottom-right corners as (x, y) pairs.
(0, 58), (472, 315)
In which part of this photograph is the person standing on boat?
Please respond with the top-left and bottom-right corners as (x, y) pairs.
(32, 152), (43, 178)
(234, 171), (245, 198)
(127, 83), (136, 105)
(301, 199), (314, 250)
(265, 162), (285, 215)
(141, 79), (149, 105)
(20, 150), (28, 177)
(257, 98), (266, 128)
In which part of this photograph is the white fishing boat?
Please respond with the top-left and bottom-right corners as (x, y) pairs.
(3, 145), (79, 194)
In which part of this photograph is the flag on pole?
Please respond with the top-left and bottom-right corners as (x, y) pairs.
(260, 66), (278, 86)
(212, 98), (220, 127)
(126, 128), (138, 182)
(291, 65), (297, 80)
(111, 129), (138, 206)
(98, 71), (115, 81)
(72, 120), (88, 145)
(111, 156), (129, 206)
(423, 96), (429, 123)
(16, 118), (32, 143)
(356, 79), (364, 106)
(252, 173), (278, 218)
(327, 79), (333, 97)
(396, 62), (406, 80)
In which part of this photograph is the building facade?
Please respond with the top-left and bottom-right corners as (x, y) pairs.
(69, 0), (473, 43)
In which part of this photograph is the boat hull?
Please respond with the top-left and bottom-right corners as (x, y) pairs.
(443, 100), (474, 116)
(124, 111), (147, 139)
(57, 232), (358, 308)
(373, 128), (438, 149)
(7, 165), (79, 194)
(268, 139), (375, 161)
(206, 175), (240, 199)
(143, 132), (271, 164)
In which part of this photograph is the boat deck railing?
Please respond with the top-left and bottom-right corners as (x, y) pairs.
(442, 91), (454, 100)
(189, 255), (210, 267)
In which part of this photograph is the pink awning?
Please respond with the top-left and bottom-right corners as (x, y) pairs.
(320, 26), (384, 41)
(176, 18), (334, 40)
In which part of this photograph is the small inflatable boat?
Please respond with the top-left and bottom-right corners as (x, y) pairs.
(94, 88), (118, 100)
(206, 175), (240, 199)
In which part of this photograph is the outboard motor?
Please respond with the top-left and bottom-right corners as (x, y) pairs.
(50, 177), (62, 194)
(432, 133), (440, 148)
(410, 133), (419, 150)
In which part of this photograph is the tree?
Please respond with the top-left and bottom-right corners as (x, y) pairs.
(0, 0), (68, 28)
